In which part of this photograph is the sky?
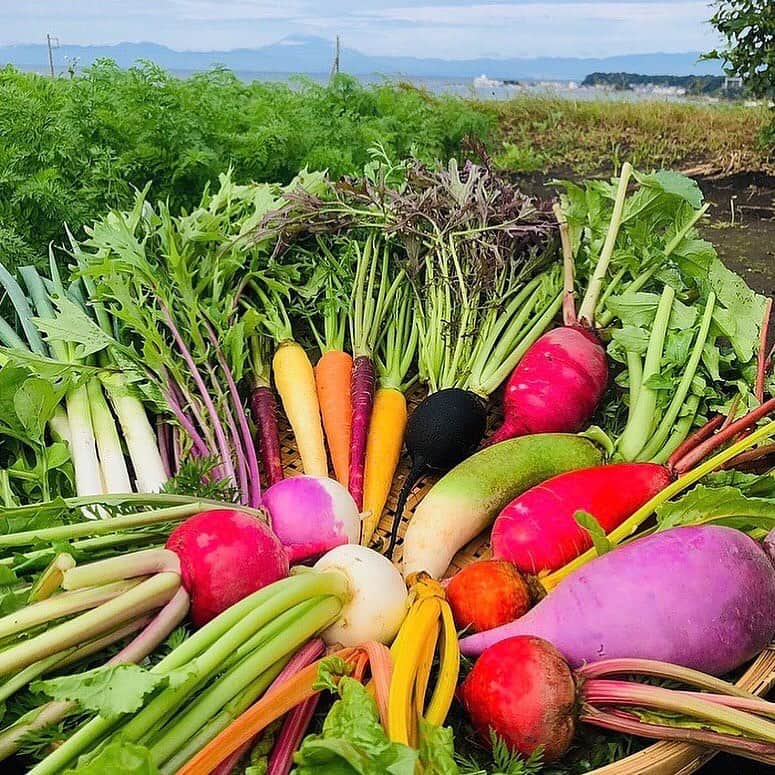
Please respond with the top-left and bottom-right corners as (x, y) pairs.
(0, 1), (721, 59)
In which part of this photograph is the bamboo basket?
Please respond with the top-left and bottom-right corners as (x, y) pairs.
(277, 387), (775, 775)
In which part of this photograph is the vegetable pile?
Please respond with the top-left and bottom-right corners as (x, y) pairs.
(0, 154), (774, 775)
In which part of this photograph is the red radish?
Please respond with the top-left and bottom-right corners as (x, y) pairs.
(486, 326), (608, 444)
(462, 525), (775, 676)
(263, 475), (361, 563)
(492, 463), (673, 573)
(348, 355), (376, 509)
(446, 560), (531, 633)
(166, 510), (289, 627)
(461, 636), (775, 764)
(460, 636), (575, 762)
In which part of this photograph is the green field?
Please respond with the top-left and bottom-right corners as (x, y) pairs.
(1, 61), (772, 272)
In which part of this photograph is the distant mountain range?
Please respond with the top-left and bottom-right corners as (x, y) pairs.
(0, 36), (723, 81)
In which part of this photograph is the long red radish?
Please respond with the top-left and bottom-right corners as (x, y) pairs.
(492, 396), (775, 580)
(315, 349), (353, 486)
(460, 636), (775, 764)
(492, 463), (673, 573)
(485, 167), (632, 445)
(486, 326), (608, 444)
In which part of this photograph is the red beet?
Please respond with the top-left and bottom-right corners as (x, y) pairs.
(446, 560), (531, 633)
(460, 636), (576, 763)
(166, 509), (289, 627)
(487, 326), (608, 445)
(492, 463), (674, 573)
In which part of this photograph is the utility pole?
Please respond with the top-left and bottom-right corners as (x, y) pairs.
(329, 35), (340, 82)
(46, 33), (59, 77)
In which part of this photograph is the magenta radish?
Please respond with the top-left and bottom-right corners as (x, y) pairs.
(166, 509), (289, 627)
(492, 462), (673, 573)
(487, 326), (608, 444)
(462, 525), (775, 675)
(460, 636), (775, 765)
(263, 475), (361, 563)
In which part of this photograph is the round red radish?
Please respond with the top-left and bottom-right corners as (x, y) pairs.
(492, 463), (674, 573)
(166, 509), (289, 628)
(447, 561), (531, 632)
(459, 635), (576, 763)
(488, 326), (608, 445)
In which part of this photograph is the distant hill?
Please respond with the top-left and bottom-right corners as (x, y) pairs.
(0, 36), (723, 81)
(582, 72), (730, 95)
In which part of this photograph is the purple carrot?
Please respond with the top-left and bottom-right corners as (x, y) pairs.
(159, 302), (237, 488)
(250, 384), (284, 488)
(348, 355), (376, 509)
(205, 321), (262, 507)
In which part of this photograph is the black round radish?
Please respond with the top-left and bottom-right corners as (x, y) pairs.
(385, 388), (487, 557)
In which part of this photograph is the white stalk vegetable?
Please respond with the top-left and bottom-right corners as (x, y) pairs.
(65, 384), (104, 500)
(87, 379), (132, 494)
(102, 374), (168, 492)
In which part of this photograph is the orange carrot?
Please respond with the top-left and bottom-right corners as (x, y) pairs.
(175, 643), (392, 775)
(315, 350), (353, 486)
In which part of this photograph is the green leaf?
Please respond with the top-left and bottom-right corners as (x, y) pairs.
(313, 655), (353, 693)
(64, 739), (159, 775)
(32, 664), (164, 719)
(631, 169), (704, 209)
(574, 510), (613, 556)
(13, 378), (60, 443)
(418, 719), (459, 775)
(34, 296), (116, 360)
(295, 677), (418, 775)
(656, 485), (775, 532)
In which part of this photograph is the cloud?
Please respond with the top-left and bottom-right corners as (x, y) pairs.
(0, 0), (719, 59)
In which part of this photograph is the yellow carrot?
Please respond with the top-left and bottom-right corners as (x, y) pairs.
(272, 341), (328, 477)
(362, 387), (408, 545)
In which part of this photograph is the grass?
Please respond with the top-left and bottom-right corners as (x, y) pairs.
(491, 96), (774, 176)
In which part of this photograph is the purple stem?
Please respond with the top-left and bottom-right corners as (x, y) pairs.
(348, 355), (376, 509)
(580, 706), (775, 761)
(676, 691), (775, 720)
(205, 322), (262, 507)
(206, 361), (249, 504)
(266, 696), (320, 775)
(159, 302), (237, 487)
(156, 418), (172, 479)
(163, 384), (211, 459)
(108, 586), (190, 665)
(250, 385), (284, 488)
(211, 639), (325, 775)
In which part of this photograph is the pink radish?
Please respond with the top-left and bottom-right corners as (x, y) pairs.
(263, 475), (361, 563)
(487, 167), (634, 445)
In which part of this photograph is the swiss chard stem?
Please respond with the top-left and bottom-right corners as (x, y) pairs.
(578, 162), (632, 325)
(0, 573), (178, 677)
(62, 549), (180, 590)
